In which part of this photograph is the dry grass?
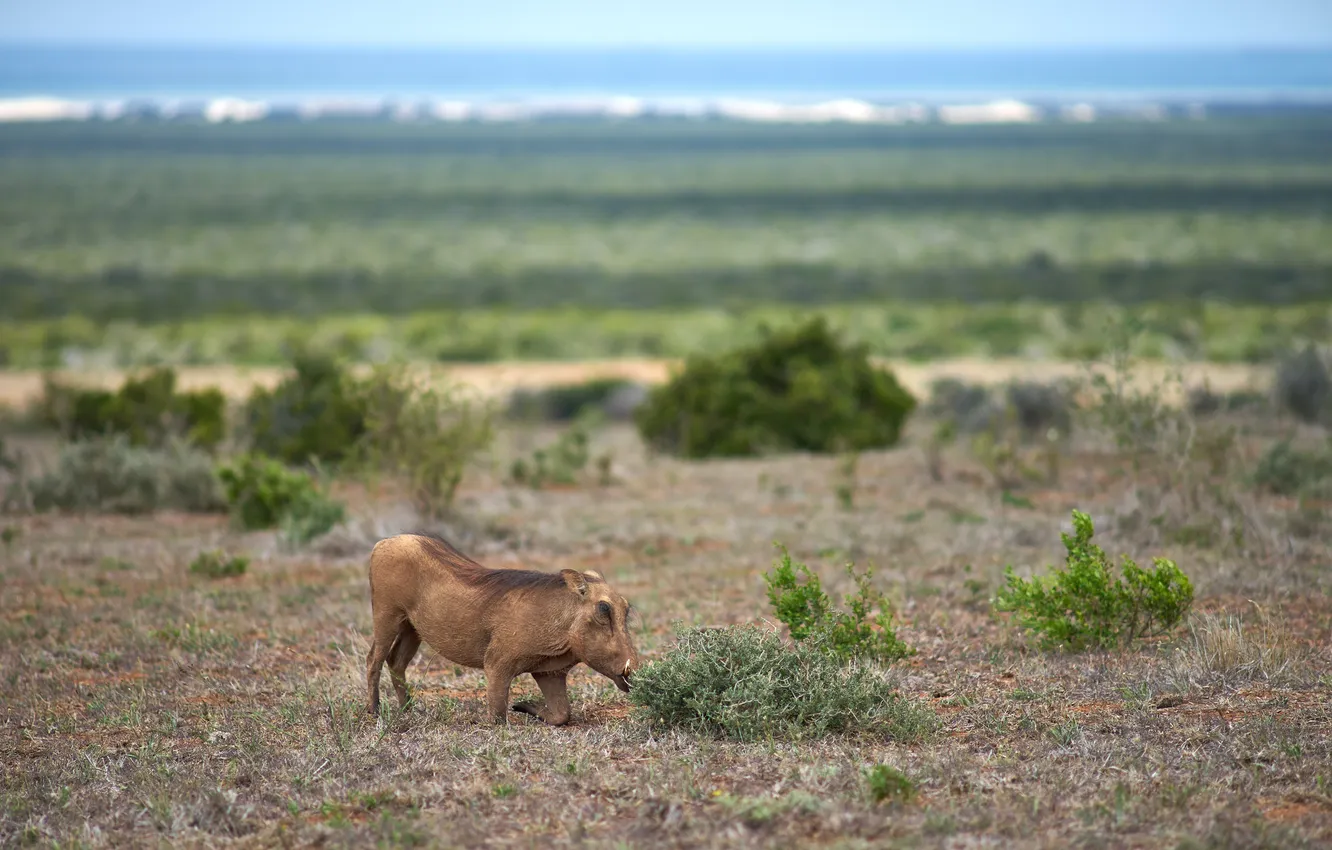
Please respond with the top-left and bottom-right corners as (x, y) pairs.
(1170, 607), (1310, 690)
(1, 405), (1330, 849)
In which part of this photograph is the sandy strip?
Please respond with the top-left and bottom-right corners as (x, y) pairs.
(0, 357), (1271, 409)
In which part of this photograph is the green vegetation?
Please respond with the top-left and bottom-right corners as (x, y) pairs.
(865, 765), (917, 805)
(38, 368), (226, 450)
(188, 550), (249, 579)
(21, 437), (226, 515)
(764, 545), (912, 663)
(215, 454), (342, 534)
(995, 510), (1194, 651)
(509, 420), (595, 489)
(628, 624), (935, 742)
(351, 364), (494, 518)
(1275, 344), (1331, 424)
(506, 379), (636, 422)
(635, 317), (916, 458)
(1252, 439), (1332, 498)
(3, 302), (1328, 369)
(1, 118), (1330, 368)
(244, 354), (368, 466)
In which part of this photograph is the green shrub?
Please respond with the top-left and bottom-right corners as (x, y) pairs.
(765, 545), (913, 663)
(994, 510), (1194, 651)
(243, 353), (368, 465)
(628, 625), (935, 742)
(348, 364), (494, 518)
(506, 378), (636, 422)
(509, 419), (596, 489)
(634, 317), (916, 458)
(38, 368), (227, 450)
(188, 550), (249, 579)
(216, 454), (341, 536)
(1252, 439), (1332, 497)
(277, 492), (347, 548)
(25, 437), (226, 515)
(865, 765), (917, 805)
(1275, 344), (1330, 424)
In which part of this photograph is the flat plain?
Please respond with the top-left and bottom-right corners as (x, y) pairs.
(2, 401), (1330, 849)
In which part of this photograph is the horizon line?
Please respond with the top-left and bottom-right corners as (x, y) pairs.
(4, 41), (1332, 53)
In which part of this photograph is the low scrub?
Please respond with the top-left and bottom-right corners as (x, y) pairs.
(350, 364), (494, 518)
(244, 357), (493, 517)
(1171, 610), (1305, 689)
(508, 418), (613, 489)
(865, 765), (917, 805)
(216, 454), (344, 540)
(188, 550), (249, 579)
(38, 368), (226, 450)
(506, 378), (644, 422)
(1252, 439), (1332, 497)
(25, 437), (226, 515)
(765, 545), (912, 663)
(628, 624), (935, 742)
(1274, 344), (1330, 424)
(995, 510), (1194, 651)
(243, 353), (368, 466)
(635, 316), (916, 458)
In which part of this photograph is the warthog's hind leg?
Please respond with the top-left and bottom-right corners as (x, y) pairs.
(512, 671), (571, 726)
(366, 610), (406, 716)
(386, 622), (422, 709)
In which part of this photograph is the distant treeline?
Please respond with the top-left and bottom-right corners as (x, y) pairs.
(1, 116), (1330, 324)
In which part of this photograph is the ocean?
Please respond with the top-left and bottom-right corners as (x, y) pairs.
(3, 45), (1332, 103)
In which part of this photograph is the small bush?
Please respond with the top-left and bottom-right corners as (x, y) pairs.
(1252, 439), (1332, 497)
(38, 368), (227, 450)
(506, 378), (642, 422)
(216, 454), (341, 536)
(1187, 384), (1270, 417)
(628, 624), (935, 742)
(1274, 344), (1331, 424)
(1005, 380), (1072, 438)
(26, 437), (226, 515)
(349, 364), (494, 518)
(189, 550), (249, 579)
(994, 510), (1194, 651)
(765, 547), (913, 664)
(865, 765), (916, 805)
(277, 492), (347, 549)
(509, 419), (597, 488)
(635, 317), (916, 458)
(926, 378), (998, 434)
(243, 353), (368, 465)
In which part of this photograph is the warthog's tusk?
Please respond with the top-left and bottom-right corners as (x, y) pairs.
(623, 659), (631, 675)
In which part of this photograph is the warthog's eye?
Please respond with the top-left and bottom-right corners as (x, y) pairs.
(596, 601), (613, 622)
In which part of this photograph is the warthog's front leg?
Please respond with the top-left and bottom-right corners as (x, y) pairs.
(483, 663), (516, 724)
(512, 671), (571, 726)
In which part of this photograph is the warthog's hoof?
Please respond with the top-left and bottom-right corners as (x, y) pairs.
(510, 701), (569, 726)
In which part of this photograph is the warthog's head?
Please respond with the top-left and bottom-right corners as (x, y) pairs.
(561, 569), (640, 692)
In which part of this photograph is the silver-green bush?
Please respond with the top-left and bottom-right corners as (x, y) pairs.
(628, 625), (935, 742)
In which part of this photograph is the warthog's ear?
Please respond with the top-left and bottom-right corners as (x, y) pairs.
(560, 569), (589, 597)
(583, 569), (604, 581)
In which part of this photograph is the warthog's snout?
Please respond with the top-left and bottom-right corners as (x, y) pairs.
(612, 657), (635, 692)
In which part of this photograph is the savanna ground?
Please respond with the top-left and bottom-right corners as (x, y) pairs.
(2, 375), (1330, 849)
(2, 112), (1330, 848)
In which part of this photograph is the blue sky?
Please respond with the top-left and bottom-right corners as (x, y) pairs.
(2, 0), (1330, 48)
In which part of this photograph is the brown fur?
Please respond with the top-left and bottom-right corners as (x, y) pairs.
(365, 532), (640, 725)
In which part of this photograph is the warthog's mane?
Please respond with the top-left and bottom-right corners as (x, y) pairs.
(409, 531), (569, 597)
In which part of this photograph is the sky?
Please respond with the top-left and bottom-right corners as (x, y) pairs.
(2, 0), (1331, 49)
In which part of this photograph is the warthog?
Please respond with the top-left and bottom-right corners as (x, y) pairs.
(365, 532), (640, 725)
